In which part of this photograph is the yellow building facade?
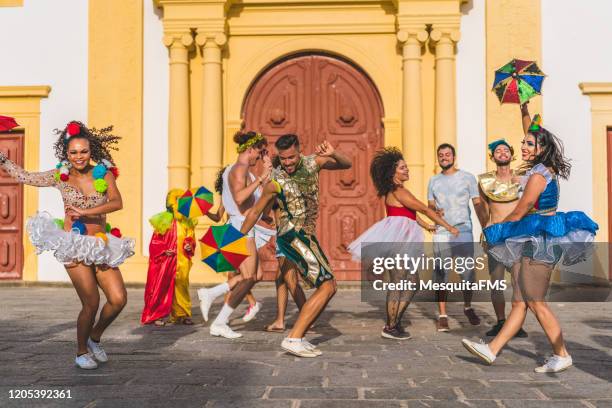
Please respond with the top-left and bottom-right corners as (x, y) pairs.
(2, 0), (609, 283)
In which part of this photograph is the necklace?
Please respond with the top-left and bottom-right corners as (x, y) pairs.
(54, 159), (119, 194)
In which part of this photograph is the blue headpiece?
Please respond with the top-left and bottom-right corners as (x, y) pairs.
(487, 138), (511, 155)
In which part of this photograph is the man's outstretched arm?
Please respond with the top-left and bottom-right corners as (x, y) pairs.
(314, 140), (352, 171)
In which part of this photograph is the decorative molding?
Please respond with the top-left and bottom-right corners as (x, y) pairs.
(163, 33), (195, 48)
(430, 27), (461, 44)
(0, 0), (23, 7)
(580, 82), (612, 96)
(396, 29), (428, 44)
(0, 86), (51, 98)
(229, 22), (395, 36)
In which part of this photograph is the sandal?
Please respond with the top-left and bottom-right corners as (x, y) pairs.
(154, 319), (166, 327)
(264, 324), (285, 333)
(182, 317), (194, 325)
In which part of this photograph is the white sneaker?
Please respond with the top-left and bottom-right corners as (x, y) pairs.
(302, 338), (322, 356)
(534, 354), (573, 373)
(210, 323), (243, 339)
(281, 338), (317, 358)
(87, 338), (108, 363)
(75, 353), (98, 370)
(242, 302), (262, 322)
(462, 338), (496, 365)
(198, 288), (213, 322)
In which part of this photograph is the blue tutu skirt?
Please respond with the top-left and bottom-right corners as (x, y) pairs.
(483, 211), (598, 268)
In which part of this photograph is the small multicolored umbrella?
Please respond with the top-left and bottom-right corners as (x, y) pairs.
(200, 224), (250, 273)
(492, 59), (546, 104)
(177, 186), (214, 219)
(0, 116), (19, 132)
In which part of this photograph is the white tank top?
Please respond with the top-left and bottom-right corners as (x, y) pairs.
(221, 164), (262, 220)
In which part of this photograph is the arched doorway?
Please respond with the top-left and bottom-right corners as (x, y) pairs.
(242, 53), (385, 280)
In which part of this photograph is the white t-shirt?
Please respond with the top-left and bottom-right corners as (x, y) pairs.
(427, 169), (479, 236)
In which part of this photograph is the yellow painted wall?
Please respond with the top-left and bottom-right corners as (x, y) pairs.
(88, 0), (147, 282)
(485, 0), (542, 169)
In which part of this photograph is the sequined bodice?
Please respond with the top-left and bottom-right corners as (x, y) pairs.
(272, 155), (320, 236)
(478, 170), (521, 203)
(521, 164), (559, 214)
(0, 158), (107, 209)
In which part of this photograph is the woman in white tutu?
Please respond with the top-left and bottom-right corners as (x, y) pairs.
(348, 147), (459, 340)
(0, 121), (134, 369)
(462, 105), (598, 373)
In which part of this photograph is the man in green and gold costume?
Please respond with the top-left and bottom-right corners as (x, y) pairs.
(478, 138), (527, 338)
(241, 134), (351, 357)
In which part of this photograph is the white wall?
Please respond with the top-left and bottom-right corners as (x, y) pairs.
(542, 0), (612, 215)
(142, 1), (170, 255)
(456, 0), (486, 239)
(0, 0), (88, 281)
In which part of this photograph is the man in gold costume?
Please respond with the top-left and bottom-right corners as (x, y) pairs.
(241, 134), (351, 357)
(478, 139), (527, 338)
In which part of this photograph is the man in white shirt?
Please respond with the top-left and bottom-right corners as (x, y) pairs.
(428, 143), (486, 332)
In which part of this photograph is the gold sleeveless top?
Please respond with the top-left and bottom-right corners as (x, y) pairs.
(477, 170), (520, 203)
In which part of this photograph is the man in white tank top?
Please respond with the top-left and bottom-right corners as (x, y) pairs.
(197, 131), (273, 339)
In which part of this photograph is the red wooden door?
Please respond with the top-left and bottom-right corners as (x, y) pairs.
(0, 131), (24, 279)
(242, 53), (385, 280)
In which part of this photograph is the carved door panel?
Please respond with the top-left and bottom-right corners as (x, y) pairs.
(243, 54), (384, 280)
(0, 131), (24, 279)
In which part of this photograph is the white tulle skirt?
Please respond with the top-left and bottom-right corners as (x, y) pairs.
(347, 216), (425, 261)
(26, 212), (135, 267)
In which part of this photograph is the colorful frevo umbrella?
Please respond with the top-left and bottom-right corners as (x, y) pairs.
(0, 116), (19, 132)
(200, 224), (250, 273)
(492, 59), (545, 104)
(177, 186), (214, 219)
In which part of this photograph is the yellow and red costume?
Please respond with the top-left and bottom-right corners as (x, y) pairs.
(141, 189), (196, 324)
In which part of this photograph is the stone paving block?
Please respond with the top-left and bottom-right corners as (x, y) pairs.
(502, 400), (589, 408)
(364, 386), (456, 400)
(173, 385), (267, 400)
(300, 400), (405, 408)
(206, 400), (294, 408)
(269, 386), (358, 400)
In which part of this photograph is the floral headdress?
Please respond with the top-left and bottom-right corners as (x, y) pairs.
(236, 133), (265, 153)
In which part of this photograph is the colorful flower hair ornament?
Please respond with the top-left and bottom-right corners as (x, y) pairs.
(487, 138), (512, 155)
(66, 122), (81, 137)
(529, 114), (543, 133)
(236, 133), (265, 153)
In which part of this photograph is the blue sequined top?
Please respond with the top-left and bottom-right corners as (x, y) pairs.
(522, 164), (559, 214)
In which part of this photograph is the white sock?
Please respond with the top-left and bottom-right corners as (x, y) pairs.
(208, 282), (230, 299)
(213, 303), (234, 326)
(439, 314), (448, 318)
(284, 337), (302, 342)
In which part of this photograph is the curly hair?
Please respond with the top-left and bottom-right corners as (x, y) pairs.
(523, 127), (571, 179)
(370, 147), (405, 197)
(53, 121), (120, 165)
(215, 166), (227, 194)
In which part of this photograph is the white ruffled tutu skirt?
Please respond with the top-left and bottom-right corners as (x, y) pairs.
(26, 212), (135, 267)
(347, 216), (425, 261)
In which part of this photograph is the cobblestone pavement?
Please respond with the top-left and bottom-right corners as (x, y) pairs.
(0, 286), (610, 407)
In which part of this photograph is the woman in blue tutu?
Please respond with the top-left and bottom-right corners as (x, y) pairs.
(462, 103), (598, 373)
